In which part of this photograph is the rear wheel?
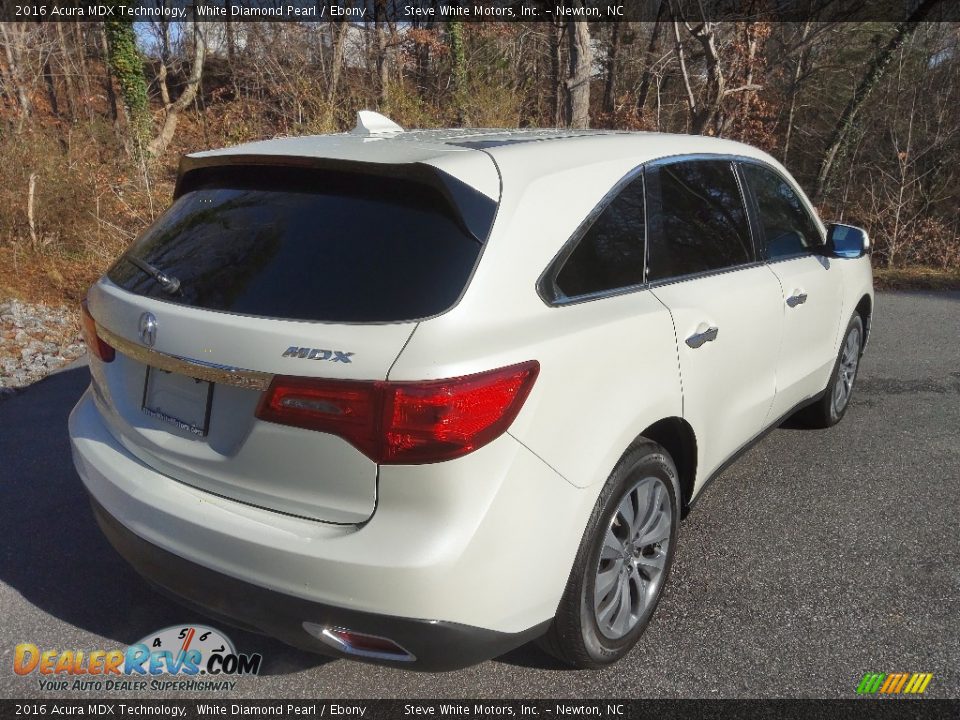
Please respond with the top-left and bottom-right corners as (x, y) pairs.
(800, 314), (864, 428)
(539, 441), (679, 669)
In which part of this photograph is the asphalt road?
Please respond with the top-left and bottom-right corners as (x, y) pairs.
(1, 291), (958, 700)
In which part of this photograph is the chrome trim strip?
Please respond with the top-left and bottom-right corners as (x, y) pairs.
(97, 324), (273, 392)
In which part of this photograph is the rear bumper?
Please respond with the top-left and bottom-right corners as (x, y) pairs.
(89, 497), (548, 671)
(70, 388), (589, 668)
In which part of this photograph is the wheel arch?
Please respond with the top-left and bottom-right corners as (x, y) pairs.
(637, 417), (697, 519)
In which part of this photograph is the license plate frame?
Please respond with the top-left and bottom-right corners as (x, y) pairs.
(141, 366), (214, 438)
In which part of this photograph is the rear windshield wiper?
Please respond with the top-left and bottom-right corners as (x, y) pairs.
(122, 255), (181, 295)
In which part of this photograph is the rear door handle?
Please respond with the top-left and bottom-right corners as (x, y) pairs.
(686, 326), (719, 349)
(787, 291), (808, 308)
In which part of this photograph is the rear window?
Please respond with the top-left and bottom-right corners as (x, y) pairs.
(107, 165), (489, 323)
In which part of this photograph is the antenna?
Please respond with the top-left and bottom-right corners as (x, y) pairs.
(352, 111), (404, 136)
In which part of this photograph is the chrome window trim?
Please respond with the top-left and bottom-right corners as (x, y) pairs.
(645, 259), (767, 291)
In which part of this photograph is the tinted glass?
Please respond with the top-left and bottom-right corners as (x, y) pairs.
(645, 160), (753, 282)
(741, 163), (822, 259)
(107, 167), (484, 323)
(555, 174), (645, 298)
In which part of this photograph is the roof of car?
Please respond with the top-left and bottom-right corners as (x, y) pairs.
(187, 120), (771, 168)
(183, 113), (781, 203)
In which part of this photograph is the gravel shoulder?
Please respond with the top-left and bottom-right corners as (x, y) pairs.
(0, 299), (84, 397)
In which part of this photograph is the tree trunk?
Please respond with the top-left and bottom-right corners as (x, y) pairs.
(636, 1), (667, 115)
(672, 21), (696, 132)
(55, 23), (78, 121)
(449, 22), (468, 124)
(155, 21), (171, 108)
(602, 23), (620, 118)
(104, 18), (152, 154)
(73, 24), (95, 119)
(693, 23), (724, 134)
(327, 22), (347, 103)
(781, 22), (810, 165)
(225, 17), (236, 64)
(813, 0), (941, 201)
(374, 0), (391, 111)
(564, 15), (592, 129)
(43, 50), (61, 118)
(550, 21), (564, 127)
(147, 20), (206, 157)
(0, 23), (32, 130)
(27, 173), (38, 250)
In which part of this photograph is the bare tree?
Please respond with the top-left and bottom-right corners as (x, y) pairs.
(602, 23), (621, 118)
(814, 0), (944, 199)
(148, 19), (207, 157)
(565, 15), (592, 128)
(0, 23), (33, 130)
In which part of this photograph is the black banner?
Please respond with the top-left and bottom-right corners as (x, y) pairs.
(3, 0), (959, 23)
(3, 700), (960, 719)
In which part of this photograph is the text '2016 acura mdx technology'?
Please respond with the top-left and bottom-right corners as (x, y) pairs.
(70, 111), (873, 671)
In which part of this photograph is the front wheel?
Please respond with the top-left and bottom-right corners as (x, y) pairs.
(800, 314), (864, 428)
(538, 441), (680, 669)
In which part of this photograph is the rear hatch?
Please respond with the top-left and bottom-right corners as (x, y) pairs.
(85, 160), (497, 523)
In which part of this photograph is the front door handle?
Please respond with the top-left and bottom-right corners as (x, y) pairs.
(787, 291), (808, 308)
(686, 326), (719, 349)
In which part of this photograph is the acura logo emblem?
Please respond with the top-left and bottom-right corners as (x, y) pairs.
(139, 312), (158, 347)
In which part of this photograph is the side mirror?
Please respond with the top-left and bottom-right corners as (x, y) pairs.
(827, 223), (870, 259)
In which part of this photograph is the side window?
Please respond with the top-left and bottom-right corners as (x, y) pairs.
(645, 160), (753, 283)
(554, 174), (646, 298)
(740, 163), (823, 259)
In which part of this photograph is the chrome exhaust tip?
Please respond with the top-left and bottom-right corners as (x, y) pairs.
(303, 622), (416, 662)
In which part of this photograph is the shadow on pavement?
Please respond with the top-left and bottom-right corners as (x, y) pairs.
(494, 643), (576, 671)
(0, 365), (328, 676)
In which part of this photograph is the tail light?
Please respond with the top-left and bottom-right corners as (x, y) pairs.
(80, 299), (115, 363)
(256, 361), (539, 464)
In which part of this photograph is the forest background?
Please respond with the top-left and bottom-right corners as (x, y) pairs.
(1, 7), (959, 308)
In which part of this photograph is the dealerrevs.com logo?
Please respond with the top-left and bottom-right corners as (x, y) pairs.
(14, 624), (262, 692)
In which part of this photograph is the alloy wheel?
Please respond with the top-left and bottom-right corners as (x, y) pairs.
(832, 326), (861, 416)
(593, 476), (673, 640)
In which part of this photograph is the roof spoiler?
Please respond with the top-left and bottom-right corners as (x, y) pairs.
(173, 156), (496, 244)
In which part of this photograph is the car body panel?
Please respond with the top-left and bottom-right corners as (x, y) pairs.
(69, 126), (875, 662)
(650, 266), (783, 488)
(71, 389), (584, 632)
(765, 255), (845, 420)
(86, 278), (417, 523)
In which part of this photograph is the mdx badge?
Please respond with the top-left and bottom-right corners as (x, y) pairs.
(282, 346), (354, 363)
(139, 312), (158, 347)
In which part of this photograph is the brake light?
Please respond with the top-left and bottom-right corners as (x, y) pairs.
(256, 361), (539, 464)
(80, 300), (115, 363)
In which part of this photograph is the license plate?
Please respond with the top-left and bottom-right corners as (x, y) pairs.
(141, 367), (213, 438)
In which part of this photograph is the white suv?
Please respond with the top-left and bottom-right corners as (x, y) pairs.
(70, 114), (873, 670)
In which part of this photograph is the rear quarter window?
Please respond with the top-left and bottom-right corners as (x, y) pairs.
(554, 173), (646, 299)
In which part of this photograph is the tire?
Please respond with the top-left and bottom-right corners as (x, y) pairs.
(538, 441), (680, 669)
(799, 313), (864, 429)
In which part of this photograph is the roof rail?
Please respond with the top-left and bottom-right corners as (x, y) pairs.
(352, 110), (404, 136)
